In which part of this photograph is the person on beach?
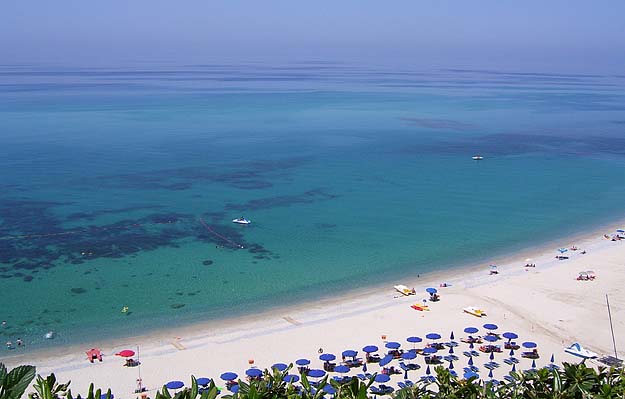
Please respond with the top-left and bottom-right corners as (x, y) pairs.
(16, 338), (23, 347)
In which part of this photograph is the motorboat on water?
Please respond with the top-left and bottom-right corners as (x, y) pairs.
(232, 217), (251, 225)
(472, 155), (484, 160)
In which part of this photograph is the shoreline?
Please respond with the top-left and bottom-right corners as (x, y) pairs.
(0, 219), (625, 364)
(2, 223), (625, 397)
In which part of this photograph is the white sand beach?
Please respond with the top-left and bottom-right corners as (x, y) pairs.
(4, 227), (624, 397)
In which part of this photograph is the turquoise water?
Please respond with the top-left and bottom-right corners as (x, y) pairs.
(1, 62), (625, 350)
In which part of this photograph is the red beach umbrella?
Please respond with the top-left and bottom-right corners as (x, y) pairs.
(116, 350), (135, 357)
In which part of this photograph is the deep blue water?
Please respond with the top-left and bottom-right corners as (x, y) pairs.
(1, 62), (625, 351)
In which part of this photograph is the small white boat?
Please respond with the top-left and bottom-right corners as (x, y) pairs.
(472, 155), (484, 160)
(232, 217), (251, 225)
(564, 343), (598, 359)
(394, 284), (416, 296)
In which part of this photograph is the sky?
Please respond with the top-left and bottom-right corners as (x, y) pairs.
(2, 0), (624, 71)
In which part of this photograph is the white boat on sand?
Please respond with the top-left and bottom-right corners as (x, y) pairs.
(394, 285), (416, 296)
(564, 343), (598, 359)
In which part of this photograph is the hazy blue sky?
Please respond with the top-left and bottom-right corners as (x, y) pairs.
(2, 0), (624, 71)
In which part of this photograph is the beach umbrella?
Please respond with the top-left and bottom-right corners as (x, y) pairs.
(426, 333), (441, 340)
(220, 372), (237, 381)
(295, 358), (310, 366)
(362, 362), (367, 372)
(483, 335), (498, 343)
(115, 350), (135, 357)
(423, 347), (437, 355)
(463, 371), (478, 380)
(469, 342), (474, 349)
(196, 378), (211, 386)
(323, 385), (336, 394)
(489, 352), (495, 360)
(449, 360), (454, 370)
(385, 341), (401, 349)
(401, 351), (417, 360)
(425, 365), (431, 375)
(464, 327), (479, 334)
(522, 342), (537, 349)
(342, 350), (358, 358)
(230, 385), (239, 393)
(245, 368), (262, 378)
(283, 375), (299, 383)
(509, 348), (515, 356)
(426, 288), (437, 294)
(319, 353), (336, 362)
(406, 336), (422, 344)
(363, 345), (378, 353)
(502, 332), (518, 341)
(449, 346), (454, 354)
(468, 357), (474, 366)
(334, 365), (350, 373)
(531, 359), (537, 369)
(488, 369), (493, 379)
(404, 369), (409, 380)
(511, 364), (516, 372)
(558, 248), (568, 253)
(379, 354), (394, 367)
(307, 369), (326, 378)
(374, 374), (390, 383)
(165, 381), (184, 390)
(450, 331), (455, 340)
(272, 363), (288, 372)
(483, 324), (498, 331)
(100, 395), (113, 399)
(550, 354), (555, 363)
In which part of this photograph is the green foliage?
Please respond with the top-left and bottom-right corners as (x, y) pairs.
(0, 363), (37, 399)
(155, 375), (219, 399)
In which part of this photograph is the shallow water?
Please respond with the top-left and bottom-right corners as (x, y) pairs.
(1, 62), (625, 351)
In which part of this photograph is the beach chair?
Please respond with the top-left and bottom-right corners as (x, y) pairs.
(369, 386), (383, 395)
(399, 362), (409, 371)
(521, 350), (540, 359)
(397, 382), (407, 389)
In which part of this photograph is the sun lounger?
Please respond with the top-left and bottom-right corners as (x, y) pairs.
(366, 353), (381, 363)
(463, 307), (486, 317)
(504, 342), (520, 350)
(461, 336), (483, 344)
(521, 350), (540, 359)
(394, 285), (416, 296)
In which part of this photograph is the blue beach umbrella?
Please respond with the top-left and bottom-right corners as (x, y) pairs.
(196, 378), (211, 386)
(323, 385), (337, 394)
(502, 332), (518, 341)
(334, 365), (350, 373)
(342, 350), (358, 358)
(283, 375), (299, 383)
(464, 327), (479, 334)
(468, 357), (474, 366)
(423, 347), (437, 355)
(426, 333), (441, 340)
(617, 229), (625, 233)
(425, 365), (431, 375)
(166, 381), (184, 390)
(362, 362), (367, 372)
(522, 342), (537, 349)
(449, 360), (454, 370)
(511, 363), (516, 372)
(374, 374), (390, 383)
(272, 363), (288, 372)
(401, 351), (417, 360)
(489, 352), (495, 360)
(230, 385), (239, 393)
(488, 369), (493, 379)
(385, 341), (401, 349)
(426, 288), (437, 294)
(296, 358), (310, 366)
(531, 359), (537, 369)
(319, 353), (336, 362)
(406, 336), (422, 344)
(464, 371), (478, 380)
(307, 369), (326, 378)
(245, 368), (262, 378)
(483, 324), (498, 331)
(484, 335), (498, 343)
(379, 354), (394, 366)
(550, 354), (555, 363)
(450, 331), (455, 340)
(363, 345), (378, 353)
(449, 346), (454, 354)
(100, 395), (114, 399)
(220, 373), (237, 381)
(469, 342), (474, 349)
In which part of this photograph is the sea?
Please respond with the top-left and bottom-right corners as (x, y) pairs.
(1, 61), (625, 351)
